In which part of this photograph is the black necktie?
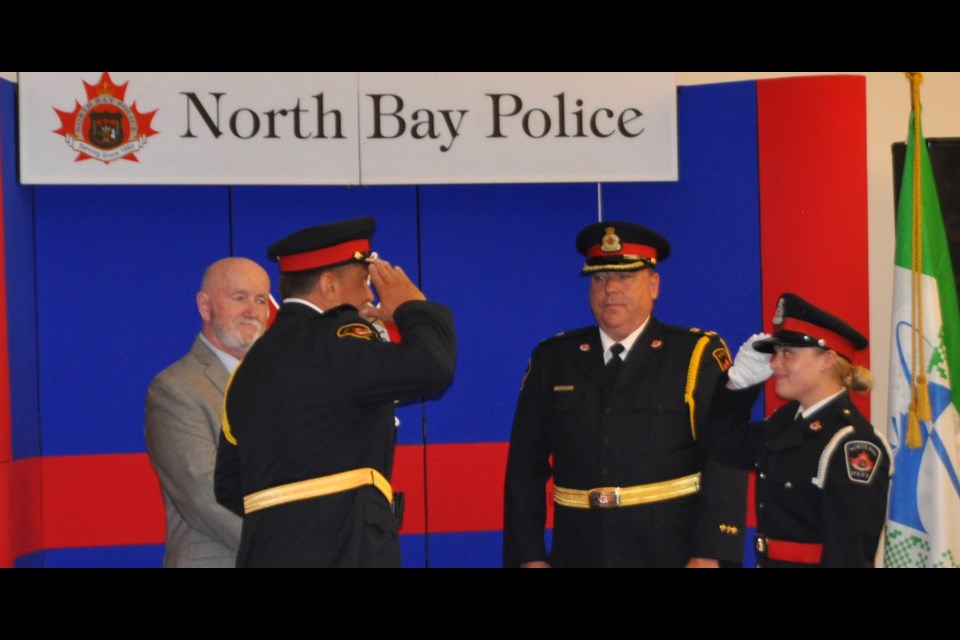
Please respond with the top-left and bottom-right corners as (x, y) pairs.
(606, 343), (625, 387)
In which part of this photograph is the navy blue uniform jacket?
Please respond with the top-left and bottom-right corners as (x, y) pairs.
(503, 318), (748, 567)
(215, 300), (456, 567)
(702, 381), (891, 568)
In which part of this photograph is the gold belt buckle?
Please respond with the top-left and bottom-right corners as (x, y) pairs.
(588, 488), (620, 508)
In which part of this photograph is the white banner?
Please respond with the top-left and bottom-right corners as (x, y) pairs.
(18, 72), (677, 185)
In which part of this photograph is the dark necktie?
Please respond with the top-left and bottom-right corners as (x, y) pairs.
(606, 343), (625, 387)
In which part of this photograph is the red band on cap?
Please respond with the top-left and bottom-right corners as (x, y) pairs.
(779, 317), (856, 360)
(277, 239), (370, 273)
(586, 242), (657, 260)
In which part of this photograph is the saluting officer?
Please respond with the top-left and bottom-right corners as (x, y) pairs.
(705, 293), (891, 567)
(215, 217), (457, 567)
(503, 221), (748, 567)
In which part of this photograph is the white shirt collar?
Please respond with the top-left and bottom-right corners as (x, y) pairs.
(599, 316), (650, 364)
(798, 388), (846, 419)
(284, 297), (325, 315)
(198, 332), (241, 375)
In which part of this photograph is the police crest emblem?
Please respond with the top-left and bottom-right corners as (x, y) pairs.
(600, 227), (622, 253)
(844, 441), (881, 483)
(54, 72), (159, 164)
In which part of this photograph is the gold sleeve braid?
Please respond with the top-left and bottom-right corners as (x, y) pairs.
(685, 335), (714, 441)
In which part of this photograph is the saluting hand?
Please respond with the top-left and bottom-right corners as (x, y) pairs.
(727, 332), (774, 390)
(361, 259), (426, 324)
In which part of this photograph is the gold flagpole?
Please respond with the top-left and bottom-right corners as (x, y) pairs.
(906, 71), (930, 448)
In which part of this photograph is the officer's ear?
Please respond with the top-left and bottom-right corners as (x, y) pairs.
(316, 270), (339, 304)
(197, 291), (212, 323)
(820, 349), (838, 372)
(319, 270), (336, 293)
(648, 270), (660, 301)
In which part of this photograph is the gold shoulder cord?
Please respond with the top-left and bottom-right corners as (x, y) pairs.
(685, 335), (713, 440)
(221, 368), (239, 446)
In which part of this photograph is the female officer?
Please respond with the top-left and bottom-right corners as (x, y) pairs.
(703, 293), (891, 568)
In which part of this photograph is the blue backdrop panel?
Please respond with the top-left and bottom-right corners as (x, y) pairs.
(17, 544), (164, 568)
(400, 532), (426, 568)
(1, 80), (41, 460)
(34, 186), (231, 455)
(605, 81), (764, 424)
(426, 530), (503, 568)
(419, 183), (598, 445)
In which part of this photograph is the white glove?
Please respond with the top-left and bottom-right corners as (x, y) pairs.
(726, 332), (773, 389)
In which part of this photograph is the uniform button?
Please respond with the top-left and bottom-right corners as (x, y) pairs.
(784, 481), (793, 489)
(603, 406), (614, 416)
(759, 472), (766, 480)
(601, 437), (611, 446)
(758, 502), (764, 510)
(601, 468), (609, 476)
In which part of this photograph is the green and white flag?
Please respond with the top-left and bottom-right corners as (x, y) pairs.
(885, 75), (960, 568)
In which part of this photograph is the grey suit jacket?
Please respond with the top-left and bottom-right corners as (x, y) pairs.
(145, 335), (241, 567)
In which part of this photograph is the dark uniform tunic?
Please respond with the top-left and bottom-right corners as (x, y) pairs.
(215, 299), (456, 567)
(503, 317), (748, 567)
(703, 382), (891, 567)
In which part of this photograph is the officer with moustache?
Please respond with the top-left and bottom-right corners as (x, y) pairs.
(503, 221), (748, 567)
(215, 217), (457, 567)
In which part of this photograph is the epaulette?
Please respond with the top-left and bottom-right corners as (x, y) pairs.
(327, 304), (357, 317)
(661, 324), (719, 337)
(539, 325), (595, 345)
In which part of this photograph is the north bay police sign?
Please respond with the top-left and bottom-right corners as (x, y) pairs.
(18, 72), (677, 185)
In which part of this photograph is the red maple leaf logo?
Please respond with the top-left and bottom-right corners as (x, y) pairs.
(53, 72), (159, 163)
(850, 451), (875, 471)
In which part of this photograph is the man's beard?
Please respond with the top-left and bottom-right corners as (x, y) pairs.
(214, 319), (264, 354)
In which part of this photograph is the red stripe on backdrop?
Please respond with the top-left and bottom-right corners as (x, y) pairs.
(756, 75), (870, 419)
(41, 454), (164, 549)
(393, 445), (425, 534)
(425, 442), (519, 533)
(10, 457), (42, 559)
(26, 444), (522, 552)
(0, 462), (9, 566)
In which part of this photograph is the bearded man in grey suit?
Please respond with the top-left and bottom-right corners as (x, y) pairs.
(145, 257), (271, 567)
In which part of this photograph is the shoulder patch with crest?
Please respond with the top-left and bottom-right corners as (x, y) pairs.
(713, 347), (732, 371)
(337, 323), (376, 341)
(844, 440), (881, 483)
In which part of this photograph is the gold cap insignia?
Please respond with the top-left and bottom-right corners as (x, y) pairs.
(600, 227), (622, 253)
(773, 297), (785, 325)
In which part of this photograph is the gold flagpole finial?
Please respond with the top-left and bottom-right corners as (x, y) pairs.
(906, 72), (924, 112)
